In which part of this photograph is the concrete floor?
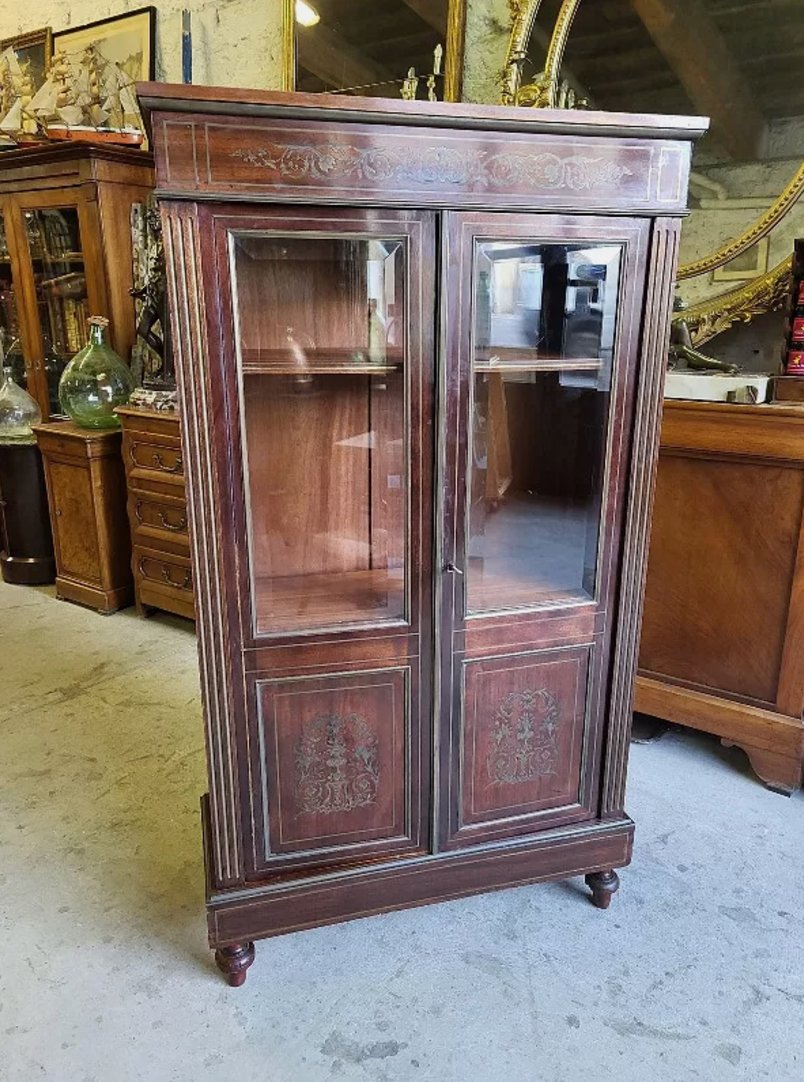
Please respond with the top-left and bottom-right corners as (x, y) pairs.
(1, 580), (803, 1082)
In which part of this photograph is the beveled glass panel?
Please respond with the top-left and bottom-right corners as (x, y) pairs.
(467, 240), (623, 613)
(24, 207), (88, 415)
(231, 233), (407, 635)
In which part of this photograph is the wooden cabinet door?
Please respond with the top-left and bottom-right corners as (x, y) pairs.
(11, 190), (108, 420)
(199, 204), (436, 876)
(46, 458), (101, 584)
(437, 211), (649, 849)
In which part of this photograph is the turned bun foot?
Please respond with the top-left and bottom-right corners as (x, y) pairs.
(585, 869), (620, 910)
(214, 941), (255, 986)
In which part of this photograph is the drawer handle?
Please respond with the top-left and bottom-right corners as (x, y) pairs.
(157, 509), (187, 532)
(151, 451), (183, 474)
(134, 501), (187, 532)
(161, 565), (191, 590)
(138, 557), (191, 591)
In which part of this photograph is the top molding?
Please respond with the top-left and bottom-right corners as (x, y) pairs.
(138, 82), (709, 142)
(138, 83), (708, 216)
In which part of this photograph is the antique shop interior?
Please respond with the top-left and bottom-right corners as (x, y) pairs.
(0, 2), (802, 1079)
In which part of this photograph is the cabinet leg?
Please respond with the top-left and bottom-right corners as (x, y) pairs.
(721, 739), (800, 795)
(214, 941), (255, 987)
(585, 869), (620, 910)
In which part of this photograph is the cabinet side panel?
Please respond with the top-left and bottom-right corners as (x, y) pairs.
(162, 203), (245, 886)
(601, 217), (681, 816)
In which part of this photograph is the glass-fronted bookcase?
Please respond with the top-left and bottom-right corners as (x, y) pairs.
(142, 82), (705, 985)
(0, 144), (153, 420)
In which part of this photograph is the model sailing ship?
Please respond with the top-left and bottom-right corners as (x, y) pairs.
(0, 45), (143, 147)
(0, 47), (38, 142)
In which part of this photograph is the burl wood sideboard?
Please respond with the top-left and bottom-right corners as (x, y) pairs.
(140, 82), (705, 984)
(637, 400), (804, 793)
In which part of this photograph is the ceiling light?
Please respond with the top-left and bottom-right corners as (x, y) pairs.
(295, 1), (320, 27)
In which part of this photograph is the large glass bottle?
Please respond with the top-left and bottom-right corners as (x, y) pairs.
(0, 363), (41, 444)
(58, 316), (135, 429)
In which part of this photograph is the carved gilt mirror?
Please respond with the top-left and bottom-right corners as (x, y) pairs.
(282, 0), (467, 102)
(501, 0), (804, 369)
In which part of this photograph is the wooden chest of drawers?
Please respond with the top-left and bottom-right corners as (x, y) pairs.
(117, 407), (194, 621)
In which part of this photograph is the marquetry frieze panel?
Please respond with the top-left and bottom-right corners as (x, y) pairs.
(255, 668), (413, 866)
(153, 116), (690, 214)
(453, 647), (591, 841)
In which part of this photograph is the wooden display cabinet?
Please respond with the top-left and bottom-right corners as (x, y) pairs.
(0, 143), (153, 420)
(140, 82), (705, 984)
(637, 401), (804, 793)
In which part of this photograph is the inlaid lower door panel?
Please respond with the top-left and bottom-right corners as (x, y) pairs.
(438, 211), (649, 848)
(254, 667), (415, 869)
(458, 647), (592, 839)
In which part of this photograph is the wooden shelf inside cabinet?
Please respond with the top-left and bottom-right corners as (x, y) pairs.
(240, 347), (404, 377)
(475, 351), (602, 373)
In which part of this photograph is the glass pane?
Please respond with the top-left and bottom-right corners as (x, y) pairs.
(467, 240), (623, 613)
(0, 212), (26, 390)
(231, 233), (407, 635)
(25, 207), (88, 415)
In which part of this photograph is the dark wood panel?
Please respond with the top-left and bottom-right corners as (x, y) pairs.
(203, 795), (634, 945)
(152, 115), (691, 215)
(641, 455), (803, 705)
(255, 667), (417, 869)
(452, 647), (592, 845)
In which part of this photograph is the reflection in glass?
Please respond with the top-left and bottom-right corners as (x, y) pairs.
(25, 207), (88, 415)
(467, 241), (622, 613)
(295, 0), (448, 99)
(231, 233), (407, 634)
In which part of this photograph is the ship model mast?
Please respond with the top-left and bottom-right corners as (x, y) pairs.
(1, 44), (144, 147)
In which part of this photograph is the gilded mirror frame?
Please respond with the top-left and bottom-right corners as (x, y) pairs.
(282, 0), (468, 102)
(500, 0), (804, 347)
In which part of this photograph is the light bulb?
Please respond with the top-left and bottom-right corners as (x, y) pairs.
(295, 0), (320, 27)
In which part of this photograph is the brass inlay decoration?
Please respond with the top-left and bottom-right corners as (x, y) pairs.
(680, 256), (792, 347)
(294, 713), (380, 815)
(231, 141), (632, 192)
(486, 688), (559, 785)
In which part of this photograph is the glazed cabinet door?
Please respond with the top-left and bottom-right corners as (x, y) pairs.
(204, 204), (435, 877)
(11, 191), (108, 420)
(438, 212), (649, 848)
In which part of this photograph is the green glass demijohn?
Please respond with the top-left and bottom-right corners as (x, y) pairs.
(58, 316), (135, 429)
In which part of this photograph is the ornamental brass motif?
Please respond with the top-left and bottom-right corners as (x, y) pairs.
(486, 688), (560, 785)
(232, 143), (632, 193)
(294, 713), (380, 815)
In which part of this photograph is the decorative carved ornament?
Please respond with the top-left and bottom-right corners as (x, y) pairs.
(486, 688), (560, 785)
(677, 163), (804, 280)
(231, 143), (632, 192)
(501, 0), (582, 108)
(294, 713), (380, 815)
(683, 256), (792, 347)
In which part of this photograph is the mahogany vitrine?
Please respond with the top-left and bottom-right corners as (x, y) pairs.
(140, 83), (705, 984)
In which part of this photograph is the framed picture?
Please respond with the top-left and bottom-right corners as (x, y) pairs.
(712, 237), (770, 283)
(53, 6), (156, 81)
(0, 27), (53, 92)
